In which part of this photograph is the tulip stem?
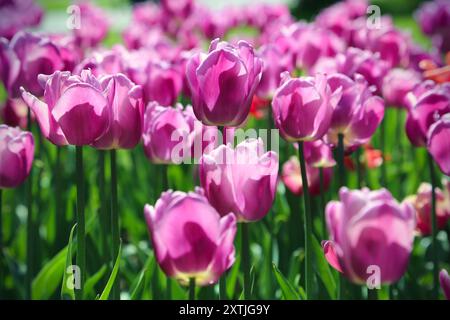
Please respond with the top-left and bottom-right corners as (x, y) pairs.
(25, 109), (34, 299)
(75, 146), (86, 300)
(380, 120), (387, 187)
(218, 125), (228, 300)
(189, 277), (196, 300)
(367, 288), (378, 300)
(98, 151), (109, 263)
(319, 168), (327, 239)
(298, 141), (313, 299)
(337, 134), (346, 187)
(0, 189), (3, 295)
(242, 223), (251, 299)
(355, 147), (363, 188)
(110, 150), (120, 300)
(428, 152), (439, 299)
(54, 147), (63, 252)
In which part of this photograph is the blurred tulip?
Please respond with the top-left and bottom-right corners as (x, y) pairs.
(142, 102), (194, 164)
(325, 74), (385, 149)
(405, 182), (450, 236)
(302, 140), (336, 168)
(91, 74), (144, 150)
(73, 1), (109, 49)
(1, 98), (28, 128)
(440, 269), (450, 300)
(0, 32), (65, 98)
(0, 124), (34, 188)
(200, 138), (278, 222)
(161, 0), (193, 19)
(382, 68), (422, 108)
(323, 188), (416, 285)
(272, 72), (339, 142)
(427, 114), (450, 176)
(144, 188), (236, 286)
(143, 61), (183, 107)
(21, 70), (110, 146)
(0, 0), (43, 40)
(415, 0), (450, 53)
(281, 155), (332, 196)
(186, 39), (262, 126)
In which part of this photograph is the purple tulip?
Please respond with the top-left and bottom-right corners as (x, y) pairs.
(21, 70), (110, 146)
(325, 73), (385, 149)
(186, 39), (263, 127)
(427, 114), (450, 176)
(272, 72), (339, 142)
(91, 74), (144, 150)
(440, 269), (450, 300)
(199, 138), (278, 222)
(73, 2), (109, 49)
(144, 188), (237, 286)
(415, 0), (450, 53)
(281, 155), (333, 196)
(0, 124), (34, 188)
(0, 0), (43, 40)
(0, 32), (65, 98)
(143, 61), (183, 107)
(323, 187), (416, 285)
(256, 44), (294, 99)
(161, 0), (193, 19)
(1, 98), (28, 128)
(382, 68), (422, 108)
(142, 102), (195, 164)
(405, 82), (450, 147)
(303, 140), (336, 168)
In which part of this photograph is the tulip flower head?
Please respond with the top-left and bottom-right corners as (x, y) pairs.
(323, 187), (416, 285)
(0, 125), (34, 189)
(144, 188), (237, 286)
(200, 138), (278, 222)
(440, 269), (450, 300)
(186, 39), (263, 127)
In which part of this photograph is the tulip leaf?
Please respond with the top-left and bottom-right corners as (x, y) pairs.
(61, 224), (77, 300)
(130, 255), (153, 300)
(84, 265), (108, 300)
(272, 263), (301, 300)
(98, 241), (122, 300)
(312, 235), (336, 299)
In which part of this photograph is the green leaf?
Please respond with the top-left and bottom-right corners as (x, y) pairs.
(61, 224), (77, 300)
(32, 247), (67, 300)
(312, 235), (336, 299)
(272, 263), (301, 300)
(84, 265), (107, 299)
(98, 241), (122, 300)
(130, 255), (153, 300)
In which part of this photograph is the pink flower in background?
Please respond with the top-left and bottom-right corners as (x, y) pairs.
(21, 70), (110, 146)
(0, 0), (43, 40)
(186, 39), (262, 127)
(200, 138), (278, 222)
(0, 124), (34, 189)
(272, 72), (339, 142)
(1, 98), (29, 128)
(427, 114), (450, 176)
(91, 74), (144, 150)
(325, 73), (385, 149)
(382, 68), (422, 108)
(405, 181), (450, 236)
(415, 0), (450, 53)
(0, 32), (65, 98)
(303, 139), (336, 168)
(161, 0), (194, 19)
(142, 102), (195, 164)
(143, 61), (183, 107)
(144, 188), (236, 286)
(73, 1), (110, 49)
(323, 187), (416, 285)
(440, 269), (450, 300)
(281, 155), (333, 196)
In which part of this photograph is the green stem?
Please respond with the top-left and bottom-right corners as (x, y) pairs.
(380, 119), (387, 187)
(98, 151), (109, 263)
(319, 168), (326, 239)
(368, 288), (378, 300)
(75, 146), (85, 300)
(54, 147), (63, 252)
(189, 277), (196, 300)
(166, 277), (172, 300)
(355, 147), (363, 189)
(25, 109), (33, 300)
(0, 189), (3, 249)
(337, 134), (346, 187)
(298, 141), (313, 299)
(110, 150), (120, 300)
(242, 223), (251, 299)
(428, 153), (439, 299)
(219, 272), (227, 300)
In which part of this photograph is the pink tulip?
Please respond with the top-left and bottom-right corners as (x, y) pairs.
(0, 0), (43, 40)
(0, 125), (34, 188)
(186, 39), (263, 127)
(142, 102), (195, 164)
(405, 182), (450, 236)
(1, 98), (29, 128)
(415, 0), (450, 53)
(427, 114), (450, 176)
(21, 70), (110, 146)
(91, 74), (144, 150)
(303, 140), (336, 168)
(325, 73), (385, 149)
(199, 138), (278, 222)
(73, 2), (109, 49)
(440, 269), (450, 300)
(143, 61), (183, 107)
(144, 188), (236, 286)
(272, 72), (339, 142)
(0, 32), (65, 98)
(382, 68), (422, 108)
(281, 156), (332, 196)
(161, 0), (194, 19)
(323, 187), (416, 285)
